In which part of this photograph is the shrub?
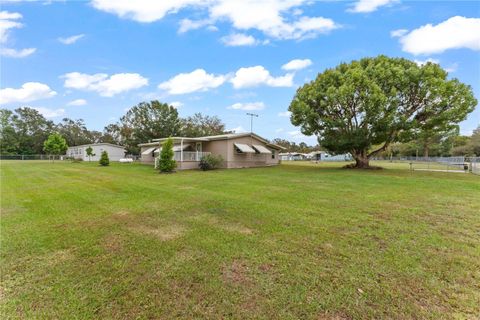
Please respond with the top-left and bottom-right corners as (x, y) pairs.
(99, 151), (110, 166)
(158, 137), (176, 173)
(199, 154), (223, 171)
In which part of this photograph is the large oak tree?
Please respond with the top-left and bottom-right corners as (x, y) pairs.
(289, 56), (476, 168)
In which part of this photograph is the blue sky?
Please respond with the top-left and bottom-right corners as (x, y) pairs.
(1, 0), (479, 144)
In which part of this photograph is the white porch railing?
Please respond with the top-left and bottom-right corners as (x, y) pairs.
(174, 151), (211, 161)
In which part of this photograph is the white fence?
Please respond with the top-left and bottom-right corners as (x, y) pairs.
(0, 154), (64, 160)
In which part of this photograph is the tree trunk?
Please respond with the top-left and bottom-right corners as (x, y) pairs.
(354, 156), (370, 168)
(352, 151), (370, 168)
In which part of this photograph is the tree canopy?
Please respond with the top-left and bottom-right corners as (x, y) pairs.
(43, 133), (68, 159)
(289, 55), (477, 168)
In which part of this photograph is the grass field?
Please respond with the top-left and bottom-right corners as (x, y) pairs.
(1, 160), (479, 319)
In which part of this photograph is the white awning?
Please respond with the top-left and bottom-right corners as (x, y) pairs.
(234, 143), (256, 153)
(252, 144), (272, 154)
(173, 143), (191, 152)
(141, 147), (157, 155)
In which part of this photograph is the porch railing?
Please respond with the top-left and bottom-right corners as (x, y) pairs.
(174, 151), (211, 162)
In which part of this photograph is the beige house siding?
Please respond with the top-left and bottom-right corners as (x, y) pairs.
(138, 133), (282, 169)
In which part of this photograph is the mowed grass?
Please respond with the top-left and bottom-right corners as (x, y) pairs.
(1, 160), (479, 319)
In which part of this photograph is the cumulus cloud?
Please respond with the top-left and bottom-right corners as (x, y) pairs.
(230, 66), (293, 89)
(178, 19), (213, 33)
(227, 102), (265, 111)
(62, 72), (149, 97)
(67, 99), (87, 106)
(281, 58), (312, 71)
(413, 58), (439, 66)
(158, 69), (226, 95)
(169, 101), (184, 108)
(0, 10), (36, 58)
(221, 33), (258, 46)
(390, 28), (407, 38)
(58, 34), (85, 45)
(0, 82), (57, 104)
(278, 111), (292, 117)
(227, 125), (247, 133)
(0, 47), (36, 58)
(0, 11), (22, 43)
(33, 107), (65, 118)
(90, 0), (339, 41)
(396, 16), (480, 55)
(348, 0), (398, 13)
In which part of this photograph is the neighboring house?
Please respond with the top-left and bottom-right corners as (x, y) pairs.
(279, 152), (308, 161)
(138, 132), (284, 170)
(66, 143), (126, 161)
(305, 151), (352, 161)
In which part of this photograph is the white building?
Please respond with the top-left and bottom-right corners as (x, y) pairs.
(66, 143), (126, 161)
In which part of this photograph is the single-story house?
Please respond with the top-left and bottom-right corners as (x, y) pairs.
(138, 132), (284, 170)
(66, 143), (126, 161)
(279, 152), (308, 161)
(306, 151), (352, 162)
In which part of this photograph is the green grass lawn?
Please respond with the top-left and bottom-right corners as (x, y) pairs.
(1, 161), (479, 319)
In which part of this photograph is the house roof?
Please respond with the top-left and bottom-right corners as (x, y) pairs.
(139, 132), (285, 150)
(67, 143), (125, 149)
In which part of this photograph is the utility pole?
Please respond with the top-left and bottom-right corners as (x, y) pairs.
(246, 113), (258, 146)
(246, 113), (258, 133)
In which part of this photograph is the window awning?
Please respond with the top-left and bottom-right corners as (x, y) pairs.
(234, 143), (256, 153)
(252, 144), (272, 154)
(141, 147), (157, 155)
(173, 143), (191, 152)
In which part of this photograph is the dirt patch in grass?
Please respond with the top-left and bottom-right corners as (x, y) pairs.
(128, 224), (185, 241)
(317, 311), (352, 320)
(102, 233), (124, 253)
(42, 249), (74, 266)
(191, 214), (255, 235)
(222, 259), (252, 286)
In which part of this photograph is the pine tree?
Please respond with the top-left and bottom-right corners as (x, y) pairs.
(99, 150), (109, 166)
(158, 137), (176, 173)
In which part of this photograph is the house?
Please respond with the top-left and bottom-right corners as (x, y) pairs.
(138, 132), (284, 170)
(66, 143), (126, 161)
(306, 151), (352, 162)
(279, 152), (308, 161)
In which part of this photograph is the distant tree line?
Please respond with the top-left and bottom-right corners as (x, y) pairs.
(1, 99), (478, 157)
(1, 101), (226, 155)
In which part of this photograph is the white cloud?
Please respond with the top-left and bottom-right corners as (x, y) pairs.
(445, 63), (458, 73)
(178, 19), (212, 33)
(0, 11), (36, 58)
(62, 72), (149, 97)
(158, 69), (226, 95)
(90, 0), (205, 23)
(278, 111), (291, 117)
(90, 1), (339, 41)
(221, 33), (257, 46)
(0, 82), (57, 104)
(33, 107), (65, 118)
(67, 99), (87, 106)
(230, 66), (293, 89)
(275, 128), (284, 133)
(348, 0), (398, 13)
(0, 47), (36, 58)
(281, 58), (312, 71)
(169, 101), (184, 108)
(227, 125), (246, 133)
(413, 58), (439, 66)
(396, 16), (480, 55)
(390, 28), (407, 38)
(228, 102), (265, 111)
(58, 34), (85, 45)
(0, 11), (22, 43)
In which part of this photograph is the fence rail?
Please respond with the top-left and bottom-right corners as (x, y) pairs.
(173, 151), (211, 161)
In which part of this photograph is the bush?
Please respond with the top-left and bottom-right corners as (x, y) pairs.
(199, 154), (223, 171)
(99, 151), (110, 166)
(158, 137), (176, 173)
